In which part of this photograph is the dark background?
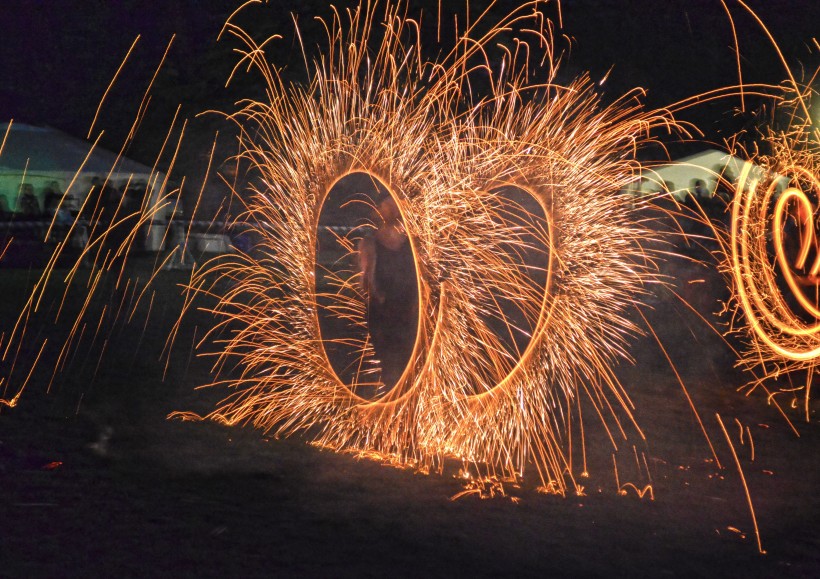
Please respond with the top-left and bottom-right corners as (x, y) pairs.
(0, 1), (817, 169)
(0, 3), (818, 576)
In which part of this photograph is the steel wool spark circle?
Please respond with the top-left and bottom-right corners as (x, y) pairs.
(181, 2), (673, 492)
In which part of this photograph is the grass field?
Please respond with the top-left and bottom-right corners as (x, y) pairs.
(0, 247), (818, 577)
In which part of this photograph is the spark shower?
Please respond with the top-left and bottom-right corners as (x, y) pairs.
(171, 0), (678, 495)
(1, 1), (816, 501)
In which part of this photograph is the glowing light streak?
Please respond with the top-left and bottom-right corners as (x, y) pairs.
(636, 308), (722, 468)
(88, 35), (141, 140)
(612, 448), (654, 500)
(618, 483), (654, 500)
(166, 0), (678, 494)
(719, 1), (745, 111)
(0, 29), (192, 414)
(711, 2), (820, 424)
(0, 339), (47, 409)
(727, 160), (820, 420)
(0, 119), (11, 157)
(716, 413), (765, 554)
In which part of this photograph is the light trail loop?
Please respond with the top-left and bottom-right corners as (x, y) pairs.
(731, 161), (820, 361)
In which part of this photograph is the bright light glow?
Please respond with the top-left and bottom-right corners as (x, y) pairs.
(171, 1), (674, 494)
(722, 79), (819, 423)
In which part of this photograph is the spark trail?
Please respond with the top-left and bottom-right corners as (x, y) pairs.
(172, 0), (677, 494)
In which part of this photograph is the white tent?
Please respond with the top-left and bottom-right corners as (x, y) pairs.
(0, 122), (172, 249)
(623, 148), (789, 201)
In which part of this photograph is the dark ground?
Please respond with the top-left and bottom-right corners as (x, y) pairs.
(0, 243), (818, 578)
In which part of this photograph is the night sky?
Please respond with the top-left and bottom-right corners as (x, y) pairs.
(0, 0), (817, 170)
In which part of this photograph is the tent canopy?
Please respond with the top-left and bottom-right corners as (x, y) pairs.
(624, 148), (788, 201)
(0, 122), (166, 213)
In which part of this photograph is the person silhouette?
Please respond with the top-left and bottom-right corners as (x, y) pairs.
(358, 194), (418, 393)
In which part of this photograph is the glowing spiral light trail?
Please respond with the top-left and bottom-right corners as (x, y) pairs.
(723, 76), (819, 422)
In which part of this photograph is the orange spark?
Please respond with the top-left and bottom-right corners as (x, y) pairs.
(716, 413), (765, 554)
(708, 2), (820, 424)
(171, 0), (676, 493)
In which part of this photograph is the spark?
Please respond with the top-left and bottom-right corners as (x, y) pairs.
(88, 35), (141, 140)
(618, 482), (654, 501)
(719, 88), (819, 422)
(0, 32), (189, 413)
(0, 339), (47, 409)
(171, 0), (676, 494)
(716, 413), (765, 554)
(635, 308), (722, 468)
(0, 119), (12, 157)
(612, 450), (654, 500)
(700, 3), (820, 423)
